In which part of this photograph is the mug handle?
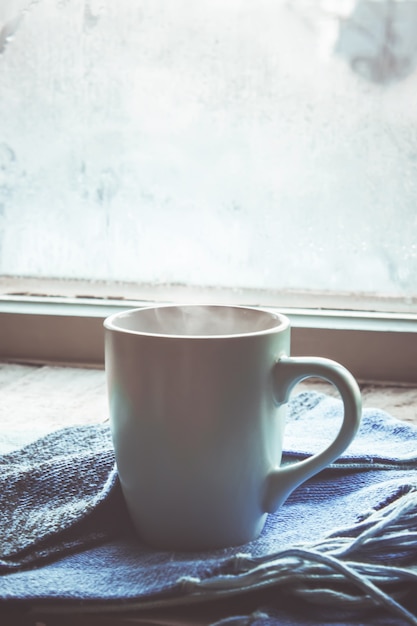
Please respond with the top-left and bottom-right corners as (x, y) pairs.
(263, 356), (362, 513)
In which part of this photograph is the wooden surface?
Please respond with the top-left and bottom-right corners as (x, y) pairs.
(1, 363), (416, 434)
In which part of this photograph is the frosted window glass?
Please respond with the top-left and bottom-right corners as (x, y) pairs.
(0, 0), (416, 298)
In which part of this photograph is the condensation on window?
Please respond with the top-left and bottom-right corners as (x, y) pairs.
(0, 0), (416, 300)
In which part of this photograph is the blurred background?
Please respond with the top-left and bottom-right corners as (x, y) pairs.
(0, 0), (416, 301)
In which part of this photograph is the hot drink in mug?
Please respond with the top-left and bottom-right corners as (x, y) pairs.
(104, 304), (361, 551)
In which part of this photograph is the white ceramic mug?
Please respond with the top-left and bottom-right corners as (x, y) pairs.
(104, 304), (361, 551)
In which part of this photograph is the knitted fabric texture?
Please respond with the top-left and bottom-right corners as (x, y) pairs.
(1, 391), (417, 626)
(0, 424), (127, 570)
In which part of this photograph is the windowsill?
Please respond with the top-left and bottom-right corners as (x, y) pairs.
(1, 276), (417, 313)
(0, 277), (416, 384)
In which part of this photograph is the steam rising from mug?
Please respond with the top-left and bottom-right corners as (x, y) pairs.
(112, 304), (283, 337)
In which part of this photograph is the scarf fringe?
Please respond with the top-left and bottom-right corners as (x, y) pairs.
(178, 488), (417, 625)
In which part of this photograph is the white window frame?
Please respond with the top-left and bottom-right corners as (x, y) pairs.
(0, 277), (416, 384)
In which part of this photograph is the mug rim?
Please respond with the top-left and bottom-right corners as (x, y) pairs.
(103, 304), (290, 339)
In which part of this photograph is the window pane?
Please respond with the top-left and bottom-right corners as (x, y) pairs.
(0, 0), (416, 301)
